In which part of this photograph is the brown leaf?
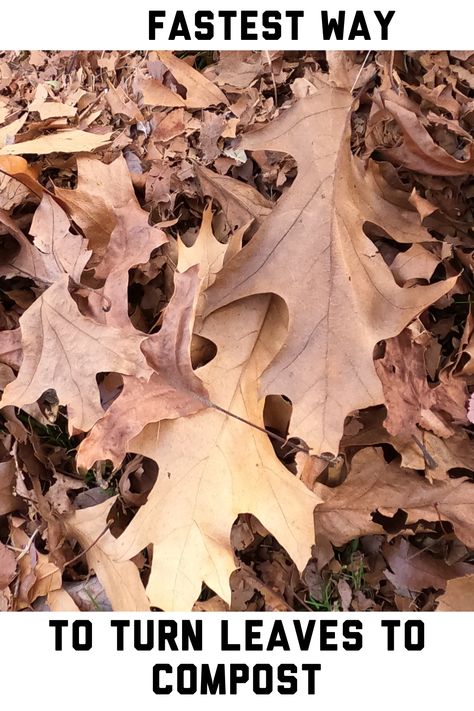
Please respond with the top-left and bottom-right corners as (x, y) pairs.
(46, 588), (80, 612)
(64, 497), (150, 611)
(156, 51), (228, 109)
(390, 244), (440, 286)
(0, 459), (18, 515)
(112, 295), (319, 611)
(195, 163), (273, 235)
(383, 537), (471, 595)
(55, 154), (142, 254)
(0, 541), (16, 589)
(0, 155), (45, 200)
(138, 79), (186, 108)
(375, 327), (468, 438)
(77, 267), (208, 469)
(0, 115), (27, 148)
(0, 328), (22, 370)
(0, 129), (112, 156)
(381, 98), (474, 176)
(437, 575), (474, 611)
(314, 447), (474, 548)
(29, 193), (91, 283)
(205, 87), (456, 455)
(105, 81), (143, 122)
(0, 275), (150, 432)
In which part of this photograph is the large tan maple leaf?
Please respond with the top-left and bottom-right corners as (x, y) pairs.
(204, 86), (457, 455)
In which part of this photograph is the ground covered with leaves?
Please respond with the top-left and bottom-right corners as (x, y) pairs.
(0, 50), (474, 612)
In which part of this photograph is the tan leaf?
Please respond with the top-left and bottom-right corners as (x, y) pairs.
(314, 447), (474, 548)
(381, 97), (474, 176)
(138, 78), (186, 108)
(0, 328), (22, 370)
(112, 295), (319, 611)
(105, 81), (144, 122)
(46, 588), (80, 612)
(0, 207), (74, 283)
(456, 310), (474, 376)
(0, 129), (112, 156)
(77, 267), (208, 469)
(177, 203), (228, 325)
(64, 497), (150, 611)
(390, 244), (440, 286)
(92, 203), (167, 283)
(0, 114), (27, 148)
(29, 85), (77, 120)
(0, 459), (18, 516)
(437, 575), (474, 611)
(0, 541), (16, 589)
(55, 154), (144, 254)
(29, 193), (91, 283)
(156, 51), (228, 109)
(205, 87), (456, 455)
(195, 163), (272, 234)
(0, 155), (45, 200)
(0, 275), (150, 432)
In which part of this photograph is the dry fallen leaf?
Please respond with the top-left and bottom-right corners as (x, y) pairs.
(437, 575), (474, 611)
(77, 267), (209, 469)
(205, 86), (456, 455)
(64, 497), (150, 611)
(110, 294), (319, 611)
(0, 275), (151, 432)
(55, 154), (148, 254)
(155, 51), (229, 109)
(0, 129), (112, 156)
(314, 447), (474, 548)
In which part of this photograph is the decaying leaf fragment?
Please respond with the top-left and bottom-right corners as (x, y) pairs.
(205, 85), (456, 455)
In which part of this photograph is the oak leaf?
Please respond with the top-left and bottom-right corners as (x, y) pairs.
(205, 87), (457, 454)
(0, 275), (150, 432)
(155, 51), (228, 109)
(195, 163), (273, 235)
(64, 497), (150, 611)
(314, 447), (474, 548)
(381, 97), (474, 176)
(375, 327), (469, 438)
(29, 193), (91, 284)
(55, 154), (142, 254)
(383, 538), (472, 595)
(437, 575), (474, 611)
(112, 295), (320, 611)
(76, 267), (209, 470)
(0, 129), (112, 156)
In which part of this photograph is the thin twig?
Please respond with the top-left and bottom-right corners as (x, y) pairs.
(350, 50), (372, 94)
(412, 434), (438, 470)
(16, 526), (40, 562)
(264, 50), (278, 106)
(63, 520), (114, 569)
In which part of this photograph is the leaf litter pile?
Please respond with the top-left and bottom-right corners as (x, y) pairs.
(1, 49), (474, 612)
